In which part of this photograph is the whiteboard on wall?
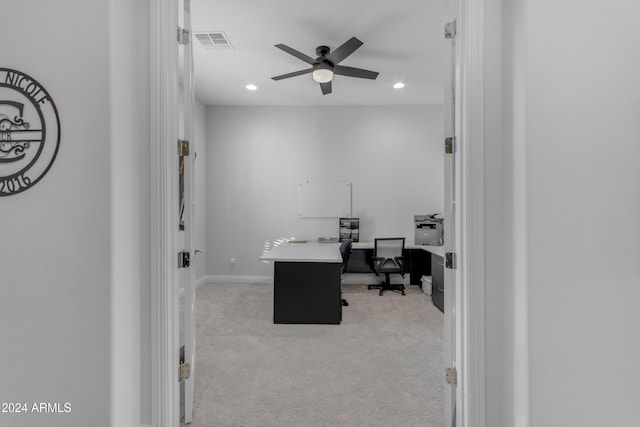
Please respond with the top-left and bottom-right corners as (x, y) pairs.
(298, 182), (351, 218)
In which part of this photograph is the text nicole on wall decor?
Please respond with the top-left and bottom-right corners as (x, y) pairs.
(0, 68), (60, 196)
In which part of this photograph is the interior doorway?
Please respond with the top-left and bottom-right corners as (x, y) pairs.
(146, 0), (484, 427)
(185, 1), (449, 426)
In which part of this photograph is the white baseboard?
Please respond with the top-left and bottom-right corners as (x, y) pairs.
(180, 275), (272, 297)
(196, 275), (273, 286)
(193, 273), (411, 287)
(183, 274), (416, 304)
(195, 275), (213, 288)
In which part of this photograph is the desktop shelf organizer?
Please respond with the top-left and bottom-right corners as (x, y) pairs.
(339, 218), (359, 242)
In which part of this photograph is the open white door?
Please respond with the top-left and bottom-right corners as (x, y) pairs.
(443, 2), (486, 425)
(178, 0), (197, 423)
(443, 8), (460, 427)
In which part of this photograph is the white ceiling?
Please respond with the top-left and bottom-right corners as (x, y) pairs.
(191, 0), (446, 106)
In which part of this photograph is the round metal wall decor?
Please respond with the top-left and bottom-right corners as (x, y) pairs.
(0, 68), (60, 196)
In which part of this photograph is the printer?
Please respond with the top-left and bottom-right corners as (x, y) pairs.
(414, 214), (443, 245)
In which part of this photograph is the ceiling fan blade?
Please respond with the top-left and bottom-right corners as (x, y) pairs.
(320, 81), (332, 95)
(274, 44), (316, 65)
(326, 37), (363, 64)
(333, 65), (379, 80)
(271, 68), (314, 81)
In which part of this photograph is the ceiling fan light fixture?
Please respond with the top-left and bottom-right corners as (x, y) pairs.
(245, 84), (258, 91)
(393, 82), (405, 89)
(272, 37), (377, 95)
(312, 68), (333, 83)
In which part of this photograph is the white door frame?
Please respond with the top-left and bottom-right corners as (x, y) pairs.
(147, 0), (487, 425)
(453, 0), (487, 425)
(149, 0), (181, 426)
(443, 3), (458, 425)
(179, 0), (198, 422)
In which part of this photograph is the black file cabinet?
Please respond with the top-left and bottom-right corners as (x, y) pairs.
(409, 249), (431, 285)
(431, 254), (444, 313)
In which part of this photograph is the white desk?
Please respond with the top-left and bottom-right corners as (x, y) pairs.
(259, 242), (342, 263)
(259, 239), (446, 322)
(258, 239), (444, 260)
(352, 240), (445, 257)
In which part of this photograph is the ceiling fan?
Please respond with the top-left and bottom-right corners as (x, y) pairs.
(271, 36), (379, 95)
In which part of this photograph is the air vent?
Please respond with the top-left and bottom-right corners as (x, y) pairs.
(194, 31), (234, 50)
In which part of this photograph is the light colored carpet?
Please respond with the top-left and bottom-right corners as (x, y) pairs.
(189, 282), (443, 427)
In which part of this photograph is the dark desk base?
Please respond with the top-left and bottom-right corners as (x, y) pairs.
(431, 254), (444, 313)
(346, 248), (444, 312)
(346, 248), (431, 285)
(273, 261), (342, 324)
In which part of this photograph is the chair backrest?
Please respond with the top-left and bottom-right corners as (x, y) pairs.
(339, 239), (352, 271)
(374, 237), (405, 260)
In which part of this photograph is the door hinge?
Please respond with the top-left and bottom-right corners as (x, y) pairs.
(178, 139), (190, 156)
(179, 345), (191, 381)
(445, 20), (456, 39)
(445, 137), (456, 154)
(178, 250), (190, 268)
(446, 367), (457, 385)
(445, 252), (456, 269)
(177, 27), (190, 45)
(179, 361), (191, 381)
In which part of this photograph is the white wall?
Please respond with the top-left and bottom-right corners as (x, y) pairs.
(0, 1), (147, 426)
(205, 105), (443, 277)
(110, 0), (148, 425)
(484, 1), (640, 426)
(482, 0), (514, 425)
(0, 1), (111, 426)
(524, 2), (640, 426)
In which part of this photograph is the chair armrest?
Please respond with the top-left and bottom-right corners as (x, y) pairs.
(394, 256), (405, 274)
(371, 257), (385, 275)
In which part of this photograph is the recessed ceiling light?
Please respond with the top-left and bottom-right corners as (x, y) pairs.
(393, 82), (405, 89)
(246, 84), (257, 91)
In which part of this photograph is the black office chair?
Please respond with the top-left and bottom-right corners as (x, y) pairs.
(339, 239), (352, 306)
(368, 237), (406, 296)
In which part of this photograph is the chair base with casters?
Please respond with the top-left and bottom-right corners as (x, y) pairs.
(368, 273), (406, 296)
(368, 237), (406, 296)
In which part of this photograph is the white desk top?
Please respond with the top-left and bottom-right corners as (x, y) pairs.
(260, 242), (342, 263)
(352, 240), (445, 257)
(260, 239), (445, 263)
